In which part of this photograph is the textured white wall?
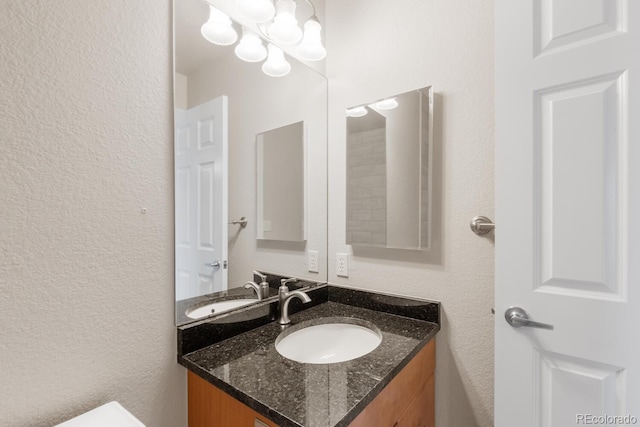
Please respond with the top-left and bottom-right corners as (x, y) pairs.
(0, 1), (186, 426)
(326, 0), (495, 426)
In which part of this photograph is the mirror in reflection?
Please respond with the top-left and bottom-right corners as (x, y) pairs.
(346, 86), (433, 250)
(257, 121), (306, 242)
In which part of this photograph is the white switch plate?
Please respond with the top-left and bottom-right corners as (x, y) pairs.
(308, 250), (319, 273)
(336, 253), (349, 277)
(263, 220), (272, 232)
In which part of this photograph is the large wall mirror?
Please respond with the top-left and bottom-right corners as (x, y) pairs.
(174, 0), (327, 325)
(346, 86), (433, 250)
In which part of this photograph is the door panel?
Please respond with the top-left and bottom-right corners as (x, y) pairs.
(535, 73), (626, 300)
(175, 97), (228, 301)
(535, 350), (625, 425)
(534, 0), (626, 56)
(495, 0), (639, 425)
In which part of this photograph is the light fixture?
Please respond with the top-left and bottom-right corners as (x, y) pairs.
(268, 0), (303, 45)
(198, 0), (325, 78)
(295, 17), (326, 61)
(235, 27), (268, 62)
(262, 43), (291, 77)
(236, 0), (275, 23)
(370, 98), (399, 110)
(201, 6), (238, 46)
(346, 106), (368, 117)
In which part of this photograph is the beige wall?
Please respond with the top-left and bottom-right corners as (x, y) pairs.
(0, 1), (186, 426)
(326, 0), (495, 426)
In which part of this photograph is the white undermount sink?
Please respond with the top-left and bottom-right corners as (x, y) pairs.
(185, 298), (258, 320)
(275, 321), (382, 364)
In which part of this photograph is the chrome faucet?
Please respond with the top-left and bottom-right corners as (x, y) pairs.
(253, 270), (270, 299)
(278, 278), (311, 325)
(243, 281), (263, 300)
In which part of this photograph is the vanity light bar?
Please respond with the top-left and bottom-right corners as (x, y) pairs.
(201, 0), (325, 77)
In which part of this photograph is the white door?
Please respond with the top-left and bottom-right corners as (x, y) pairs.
(496, 1), (639, 425)
(175, 97), (228, 301)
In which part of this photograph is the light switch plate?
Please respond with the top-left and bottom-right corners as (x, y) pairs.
(308, 250), (319, 273)
(336, 253), (349, 277)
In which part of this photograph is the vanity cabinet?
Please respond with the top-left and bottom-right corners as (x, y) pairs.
(349, 339), (435, 427)
(188, 371), (278, 427)
(187, 339), (435, 427)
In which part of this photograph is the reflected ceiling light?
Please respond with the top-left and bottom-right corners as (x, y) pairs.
(262, 44), (291, 77)
(268, 0), (303, 45)
(235, 27), (268, 62)
(236, 0), (275, 23)
(198, 0), (325, 78)
(370, 98), (399, 110)
(201, 6), (238, 46)
(295, 17), (326, 61)
(346, 106), (368, 117)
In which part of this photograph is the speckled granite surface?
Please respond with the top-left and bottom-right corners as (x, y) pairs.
(178, 286), (329, 356)
(179, 300), (439, 427)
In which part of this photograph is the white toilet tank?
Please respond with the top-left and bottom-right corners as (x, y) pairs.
(56, 401), (145, 427)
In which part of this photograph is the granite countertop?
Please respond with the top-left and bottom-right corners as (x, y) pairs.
(179, 300), (439, 427)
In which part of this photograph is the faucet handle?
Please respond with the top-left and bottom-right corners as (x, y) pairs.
(280, 278), (298, 287)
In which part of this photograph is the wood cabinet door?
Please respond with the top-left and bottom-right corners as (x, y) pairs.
(188, 371), (279, 427)
(349, 339), (435, 427)
(394, 374), (435, 427)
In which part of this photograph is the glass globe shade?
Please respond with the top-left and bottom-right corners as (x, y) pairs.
(373, 98), (398, 110)
(201, 6), (238, 46)
(295, 18), (326, 61)
(346, 106), (368, 117)
(268, 0), (302, 45)
(262, 44), (291, 77)
(235, 27), (267, 62)
(236, 0), (275, 23)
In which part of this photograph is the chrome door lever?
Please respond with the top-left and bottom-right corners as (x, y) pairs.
(204, 260), (221, 269)
(470, 216), (495, 235)
(505, 307), (553, 330)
